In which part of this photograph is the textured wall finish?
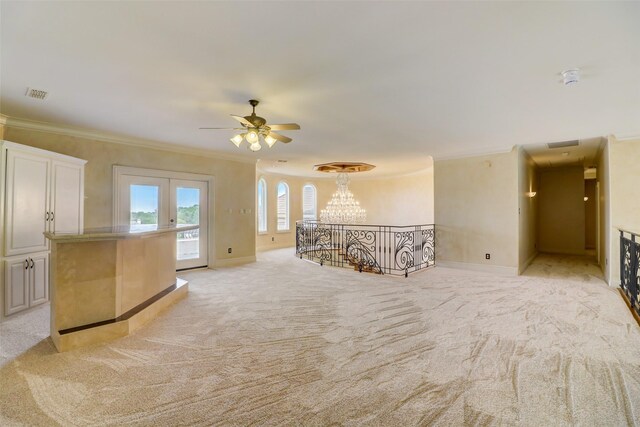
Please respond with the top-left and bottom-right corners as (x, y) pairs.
(3, 126), (256, 264)
(585, 179), (597, 249)
(435, 149), (519, 271)
(608, 137), (640, 285)
(256, 166), (435, 251)
(518, 147), (538, 272)
(348, 166), (434, 226)
(537, 166), (585, 255)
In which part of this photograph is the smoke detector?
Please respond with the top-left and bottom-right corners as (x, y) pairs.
(25, 87), (49, 100)
(561, 69), (580, 85)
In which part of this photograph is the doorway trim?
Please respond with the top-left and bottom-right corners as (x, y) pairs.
(596, 181), (601, 264)
(113, 165), (215, 268)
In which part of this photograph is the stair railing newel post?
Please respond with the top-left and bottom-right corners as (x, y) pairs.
(341, 223), (344, 268)
(414, 225), (420, 273)
(629, 233), (640, 314)
(620, 230), (625, 294)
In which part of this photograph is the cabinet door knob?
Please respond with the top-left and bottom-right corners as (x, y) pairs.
(170, 219), (175, 223)
(25, 259), (29, 269)
(45, 212), (49, 221)
(30, 258), (34, 269)
(51, 212), (55, 221)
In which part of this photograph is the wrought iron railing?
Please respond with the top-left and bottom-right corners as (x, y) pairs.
(620, 229), (640, 317)
(296, 221), (435, 277)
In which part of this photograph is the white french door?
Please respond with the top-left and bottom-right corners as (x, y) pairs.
(170, 180), (208, 270)
(116, 174), (208, 270)
(118, 175), (170, 232)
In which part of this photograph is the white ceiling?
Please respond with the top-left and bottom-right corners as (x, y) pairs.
(1, 1), (639, 178)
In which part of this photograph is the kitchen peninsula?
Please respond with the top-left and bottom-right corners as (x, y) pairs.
(45, 225), (198, 352)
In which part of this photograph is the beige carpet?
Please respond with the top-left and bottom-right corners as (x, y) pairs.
(1, 250), (639, 426)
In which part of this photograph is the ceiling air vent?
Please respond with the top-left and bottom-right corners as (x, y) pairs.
(25, 87), (49, 100)
(547, 140), (579, 149)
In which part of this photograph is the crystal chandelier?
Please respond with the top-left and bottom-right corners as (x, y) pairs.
(320, 173), (366, 224)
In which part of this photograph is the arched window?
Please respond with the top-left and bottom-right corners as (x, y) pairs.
(302, 184), (317, 220)
(276, 181), (289, 231)
(257, 178), (267, 233)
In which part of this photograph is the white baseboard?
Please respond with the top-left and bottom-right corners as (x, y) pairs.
(437, 260), (518, 276)
(214, 255), (256, 268)
(519, 251), (538, 274)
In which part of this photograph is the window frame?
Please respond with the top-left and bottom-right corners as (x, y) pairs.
(276, 181), (290, 232)
(257, 177), (267, 234)
(302, 183), (317, 221)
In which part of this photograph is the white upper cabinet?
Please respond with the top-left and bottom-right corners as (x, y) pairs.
(50, 161), (84, 234)
(2, 141), (86, 257)
(4, 149), (50, 255)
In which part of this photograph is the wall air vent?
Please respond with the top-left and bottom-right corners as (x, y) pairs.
(25, 87), (49, 100)
(547, 140), (579, 149)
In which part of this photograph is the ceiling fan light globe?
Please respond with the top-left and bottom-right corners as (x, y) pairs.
(249, 142), (262, 152)
(264, 134), (277, 148)
(230, 134), (244, 147)
(246, 129), (259, 144)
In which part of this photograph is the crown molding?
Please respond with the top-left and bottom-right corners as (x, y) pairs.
(614, 133), (640, 142)
(433, 145), (515, 162)
(348, 164), (435, 181)
(0, 114), (256, 165)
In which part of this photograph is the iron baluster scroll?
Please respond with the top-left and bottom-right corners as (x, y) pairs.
(345, 229), (382, 274)
(620, 229), (640, 317)
(296, 221), (435, 277)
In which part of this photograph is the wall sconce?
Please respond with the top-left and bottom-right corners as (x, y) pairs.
(527, 192), (537, 198)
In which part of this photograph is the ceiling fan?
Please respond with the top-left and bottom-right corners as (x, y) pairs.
(200, 99), (300, 151)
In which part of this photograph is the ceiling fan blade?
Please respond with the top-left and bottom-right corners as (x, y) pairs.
(199, 127), (244, 130)
(231, 114), (253, 127)
(267, 123), (300, 131)
(268, 131), (292, 143)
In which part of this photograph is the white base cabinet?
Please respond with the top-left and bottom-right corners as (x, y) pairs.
(4, 253), (49, 315)
(1, 141), (85, 318)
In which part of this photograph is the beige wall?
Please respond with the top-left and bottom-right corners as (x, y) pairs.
(256, 165), (435, 251)
(537, 166), (585, 255)
(608, 136), (640, 285)
(3, 126), (257, 265)
(255, 172), (334, 250)
(349, 166), (434, 226)
(434, 148), (519, 274)
(597, 140), (610, 282)
(585, 179), (597, 249)
(518, 147), (538, 272)
(256, 162), (434, 250)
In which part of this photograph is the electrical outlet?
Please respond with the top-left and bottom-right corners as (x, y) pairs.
(228, 248), (232, 254)
(485, 253), (490, 260)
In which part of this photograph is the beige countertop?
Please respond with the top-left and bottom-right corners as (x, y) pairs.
(45, 224), (200, 242)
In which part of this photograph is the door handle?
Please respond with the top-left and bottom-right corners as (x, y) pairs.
(25, 259), (29, 269)
(51, 212), (55, 221)
(30, 258), (34, 269)
(45, 212), (49, 221)
(170, 219), (175, 223)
